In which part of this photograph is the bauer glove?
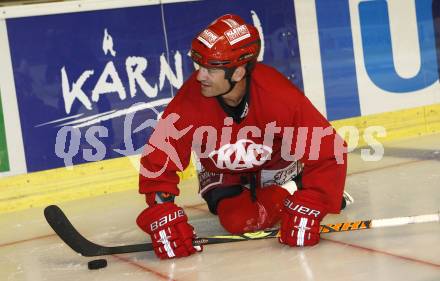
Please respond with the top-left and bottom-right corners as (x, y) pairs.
(137, 202), (202, 259)
(279, 194), (326, 247)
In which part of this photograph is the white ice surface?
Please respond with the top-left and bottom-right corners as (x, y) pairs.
(0, 134), (439, 281)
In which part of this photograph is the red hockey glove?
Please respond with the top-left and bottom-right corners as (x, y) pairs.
(136, 202), (202, 259)
(278, 194), (326, 247)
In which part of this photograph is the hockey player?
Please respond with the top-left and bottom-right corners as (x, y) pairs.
(136, 14), (348, 259)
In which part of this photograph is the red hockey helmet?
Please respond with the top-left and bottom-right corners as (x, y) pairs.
(191, 14), (260, 69)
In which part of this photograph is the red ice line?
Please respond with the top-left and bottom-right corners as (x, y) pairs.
(112, 254), (178, 281)
(321, 238), (440, 269)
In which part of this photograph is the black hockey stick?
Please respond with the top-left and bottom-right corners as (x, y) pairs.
(44, 204), (439, 257)
(44, 205), (279, 256)
(44, 205), (153, 256)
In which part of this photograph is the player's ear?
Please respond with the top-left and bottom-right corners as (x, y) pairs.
(231, 65), (247, 82)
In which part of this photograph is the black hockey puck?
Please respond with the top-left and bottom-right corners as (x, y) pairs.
(88, 259), (107, 270)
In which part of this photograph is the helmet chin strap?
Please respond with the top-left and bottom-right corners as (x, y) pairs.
(217, 62), (254, 96)
(217, 67), (237, 96)
(218, 79), (237, 96)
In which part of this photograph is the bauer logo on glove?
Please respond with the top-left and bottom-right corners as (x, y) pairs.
(149, 209), (185, 232)
(284, 198), (321, 218)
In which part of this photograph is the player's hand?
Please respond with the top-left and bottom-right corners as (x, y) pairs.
(278, 194), (326, 247)
(136, 202), (202, 259)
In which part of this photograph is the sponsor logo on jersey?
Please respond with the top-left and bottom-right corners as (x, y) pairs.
(198, 167), (223, 194)
(273, 162), (301, 185)
(197, 29), (220, 48)
(224, 25), (251, 45)
(208, 139), (272, 170)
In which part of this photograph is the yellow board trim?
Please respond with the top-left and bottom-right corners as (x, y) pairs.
(331, 104), (440, 146)
(1, 103), (440, 214)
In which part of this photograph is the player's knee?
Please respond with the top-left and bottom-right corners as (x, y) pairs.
(217, 192), (257, 234)
(216, 186), (292, 234)
(218, 207), (255, 234)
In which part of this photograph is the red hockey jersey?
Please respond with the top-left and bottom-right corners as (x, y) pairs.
(139, 63), (347, 213)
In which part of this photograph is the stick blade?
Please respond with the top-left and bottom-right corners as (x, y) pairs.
(44, 205), (110, 256)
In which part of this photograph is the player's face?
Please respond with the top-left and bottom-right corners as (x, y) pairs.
(196, 66), (230, 97)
